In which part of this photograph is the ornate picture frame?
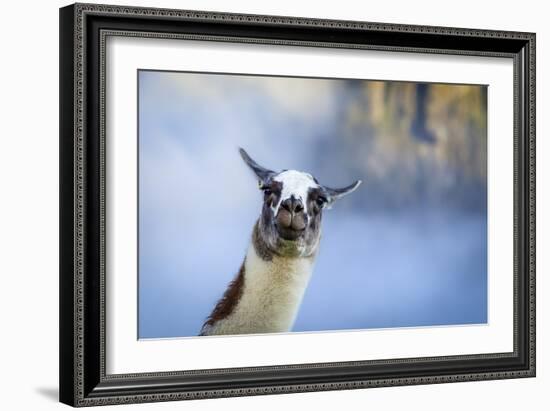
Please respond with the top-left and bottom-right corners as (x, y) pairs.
(59, 3), (535, 406)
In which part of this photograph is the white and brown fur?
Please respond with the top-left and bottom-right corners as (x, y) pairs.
(200, 149), (361, 336)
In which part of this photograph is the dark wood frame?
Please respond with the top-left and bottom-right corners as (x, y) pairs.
(60, 2), (536, 407)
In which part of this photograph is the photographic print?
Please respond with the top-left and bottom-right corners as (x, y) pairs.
(138, 70), (488, 339)
(60, 5), (535, 404)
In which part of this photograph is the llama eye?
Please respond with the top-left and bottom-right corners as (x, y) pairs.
(263, 188), (272, 196)
(316, 197), (327, 207)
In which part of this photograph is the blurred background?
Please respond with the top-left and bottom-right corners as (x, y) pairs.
(138, 70), (487, 338)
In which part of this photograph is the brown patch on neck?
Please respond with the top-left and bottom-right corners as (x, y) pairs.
(252, 220), (274, 261)
(200, 262), (246, 335)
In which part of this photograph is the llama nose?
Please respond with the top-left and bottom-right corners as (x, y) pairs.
(281, 197), (304, 214)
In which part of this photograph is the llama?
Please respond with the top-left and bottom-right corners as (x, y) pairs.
(199, 148), (361, 336)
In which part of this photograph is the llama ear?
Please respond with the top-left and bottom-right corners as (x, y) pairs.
(239, 148), (275, 184)
(322, 180), (362, 208)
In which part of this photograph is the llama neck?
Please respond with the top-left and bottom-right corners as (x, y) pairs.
(203, 241), (316, 336)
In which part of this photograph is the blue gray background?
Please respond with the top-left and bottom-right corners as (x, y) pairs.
(138, 70), (488, 339)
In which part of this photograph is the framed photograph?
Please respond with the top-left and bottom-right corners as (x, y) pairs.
(59, 3), (536, 406)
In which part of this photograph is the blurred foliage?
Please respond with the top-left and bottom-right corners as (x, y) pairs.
(315, 81), (487, 213)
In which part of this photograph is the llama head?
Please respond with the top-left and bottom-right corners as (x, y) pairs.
(239, 148), (361, 258)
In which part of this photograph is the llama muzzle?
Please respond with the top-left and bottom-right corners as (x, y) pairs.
(276, 208), (306, 241)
